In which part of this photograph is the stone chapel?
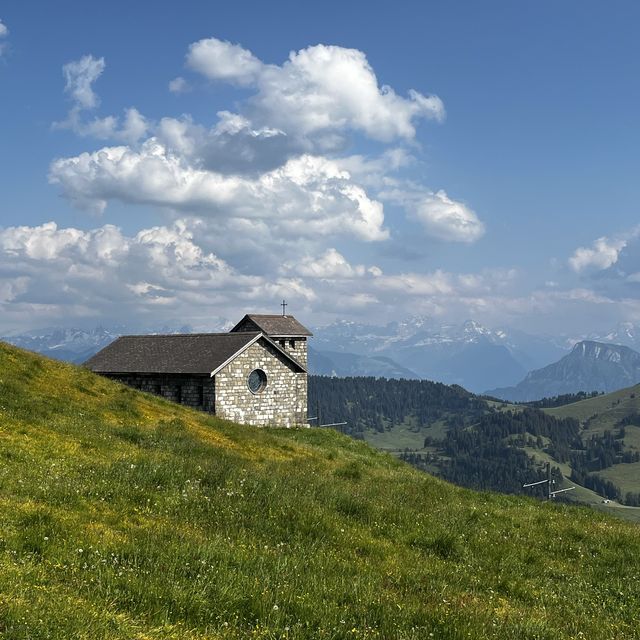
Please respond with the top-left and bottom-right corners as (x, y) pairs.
(84, 314), (312, 427)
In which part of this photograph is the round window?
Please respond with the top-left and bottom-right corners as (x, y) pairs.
(248, 369), (267, 394)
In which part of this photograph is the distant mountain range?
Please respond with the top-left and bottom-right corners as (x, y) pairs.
(312, 317), (567, 391)
(585, 322), (640, 351)
(7, 319), (640, 395)
(3, 327), (121, 364)
(1, 325), (192, 365)
(487, 340), (640, 402)
(308, 347), (419, 379)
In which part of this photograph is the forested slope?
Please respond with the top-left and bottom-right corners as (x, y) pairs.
(310, 376), (640, 512)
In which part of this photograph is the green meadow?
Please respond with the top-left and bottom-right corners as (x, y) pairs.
(1, 341), (640, 639)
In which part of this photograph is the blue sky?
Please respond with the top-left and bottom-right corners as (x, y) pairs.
(1, 0), (640, 335)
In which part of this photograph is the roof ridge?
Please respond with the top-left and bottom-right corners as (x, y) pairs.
(117, 332), (260, 339)
(232, 314), (313, 337)
(247, 314), (290, 318)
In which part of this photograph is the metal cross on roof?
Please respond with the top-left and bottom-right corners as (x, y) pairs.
(281, 299), (287, 316)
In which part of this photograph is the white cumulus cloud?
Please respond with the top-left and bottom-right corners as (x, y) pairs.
(62, 55), (105, 109)
(414, 190), (485, 243)
(186, 38), (444, 145)
(155, 112), (295, 174)
(0, 221), (316, 329)
(55, 55), (148, 143)
(187, 38), (264, 86)
(0, 18), (8, 56)
(49, 142), (389, 242)
(286, 248), (380, 279)
(168, 76), (190, 93)
(569, 236), (627, 273)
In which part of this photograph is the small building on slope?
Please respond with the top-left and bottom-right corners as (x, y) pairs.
(84, 314), (312, 427)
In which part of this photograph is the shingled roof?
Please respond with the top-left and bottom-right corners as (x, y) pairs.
(84, 332), (306, 375)
(230, 314), (313, 337)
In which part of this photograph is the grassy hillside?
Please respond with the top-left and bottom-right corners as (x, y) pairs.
(2, 343), (640, 639)
(544, 386), (640, 504)
(546, 383), (640, 426)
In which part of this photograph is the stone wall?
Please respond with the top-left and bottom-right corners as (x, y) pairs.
(103, 373), (215, 412)
(214, 338), (307, 427)
(274, 337), (307, 367)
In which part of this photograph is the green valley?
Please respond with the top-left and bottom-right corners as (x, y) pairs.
(310, 376), (640, 520)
